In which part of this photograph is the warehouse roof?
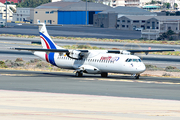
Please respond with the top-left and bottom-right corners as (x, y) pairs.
(36, 1), (77, 9)
(36, 1), (111, 11)
(0, 2), (5, 7)
(100, 6), (157, 16)
(118, 15), (180, 21)
(151, 16), (180, 21)
(119, 16), (154, 20)
(58, 2), (111, 11)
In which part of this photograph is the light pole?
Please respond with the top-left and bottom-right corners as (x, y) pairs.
(86, 0), (87, 25)
(6, 0), (7, 27)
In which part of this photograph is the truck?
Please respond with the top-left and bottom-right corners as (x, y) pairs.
(0, 20), (5, 27)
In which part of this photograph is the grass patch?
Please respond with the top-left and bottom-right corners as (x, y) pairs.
(145, 64), (163, 71)
(63, 45), (105, 50)
(0, 61), (7, 68)
(150, 51), (180, 56)
(165, 66), (180, 72)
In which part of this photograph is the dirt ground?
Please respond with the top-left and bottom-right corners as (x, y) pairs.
(142, 71), (180, 78)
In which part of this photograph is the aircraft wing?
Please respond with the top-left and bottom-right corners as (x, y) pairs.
(12, 48), (175, 57)
(127, 49), (175, 55)
(11, 48), (89, 59)
(11, 48), (88, 53)
(107, 49), (175, 55)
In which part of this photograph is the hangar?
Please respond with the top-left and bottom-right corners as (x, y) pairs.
(31, 1), (111, 25)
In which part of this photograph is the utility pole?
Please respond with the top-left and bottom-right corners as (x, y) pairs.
(6, 0), (7, 27)
(86, 0), (87, 25)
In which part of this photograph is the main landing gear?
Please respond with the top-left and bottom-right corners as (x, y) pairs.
(75, 71), (83, 77)
(101, 72), (108, 77)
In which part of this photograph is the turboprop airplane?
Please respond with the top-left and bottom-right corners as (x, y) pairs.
(12, 22), (174, 79)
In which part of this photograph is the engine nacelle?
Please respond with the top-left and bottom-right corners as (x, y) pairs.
(66, 50), (84, 59)
(79, 65), (101, 74)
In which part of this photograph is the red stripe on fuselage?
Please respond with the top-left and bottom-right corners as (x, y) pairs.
(45, 53), (49, 62)
(40, 36), (50, 49)
(40, 36), (50, 62)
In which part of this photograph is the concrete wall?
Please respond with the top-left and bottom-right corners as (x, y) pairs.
(93, 13), (117, 28)
(145, 18), (159, 29)
(108, 13), (117, 28)
(32, 8), (58, 24)
(160, 22), (180, 33)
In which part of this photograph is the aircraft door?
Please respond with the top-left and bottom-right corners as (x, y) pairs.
(73, 59), (85, 69)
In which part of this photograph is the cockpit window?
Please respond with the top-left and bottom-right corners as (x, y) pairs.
(133, 59), (138, 62)
(126, 58), (142, 62)
(128, 59), (132, 62)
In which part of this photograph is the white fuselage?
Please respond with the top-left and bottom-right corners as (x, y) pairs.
(34, 50), (146, 75)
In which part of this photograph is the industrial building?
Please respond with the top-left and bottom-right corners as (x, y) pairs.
(141, 16), (180, 39)
(30, 1), (111, 25)
(93, 6), (157, 28)
(117, 16), (153, 30)
(13, 8), (32, 22)
(117, 16), (180, 31)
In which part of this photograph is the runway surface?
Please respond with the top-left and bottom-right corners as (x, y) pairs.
(0, 69), (180, 101)
(1, 70), (180, 120)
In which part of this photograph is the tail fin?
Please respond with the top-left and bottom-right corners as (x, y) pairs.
(38, 21), (62, 49)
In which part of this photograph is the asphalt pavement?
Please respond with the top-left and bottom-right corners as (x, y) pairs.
(0, 69), (180, 101)
(0, 24), (141, 39)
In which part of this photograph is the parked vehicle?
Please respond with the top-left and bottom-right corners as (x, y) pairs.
(0, 21), (5, 27)
(135, 27), (143, 31)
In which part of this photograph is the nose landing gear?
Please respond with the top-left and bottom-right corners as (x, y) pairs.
(132, 74), (140, 79)
(135, 74), (140, 79)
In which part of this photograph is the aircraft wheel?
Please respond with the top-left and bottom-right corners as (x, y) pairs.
(101, 72), (108, 77)
(135, 74), (140, 79)
(75, 71), (83, 77)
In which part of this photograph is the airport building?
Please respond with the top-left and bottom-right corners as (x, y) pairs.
(141, 16), (180, 39)
(93, 6), (157, 28)
(0, 2), (16, 21)
(13, 8), (32, 22)
(110, 0), (152, 7)
(30, 1), (111, 25)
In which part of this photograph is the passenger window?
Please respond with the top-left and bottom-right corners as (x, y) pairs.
(138, 59), (141, 62)
(126, 59), (129, 62)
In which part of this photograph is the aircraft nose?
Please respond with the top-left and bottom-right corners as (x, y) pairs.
(138, 64), (146, 73)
